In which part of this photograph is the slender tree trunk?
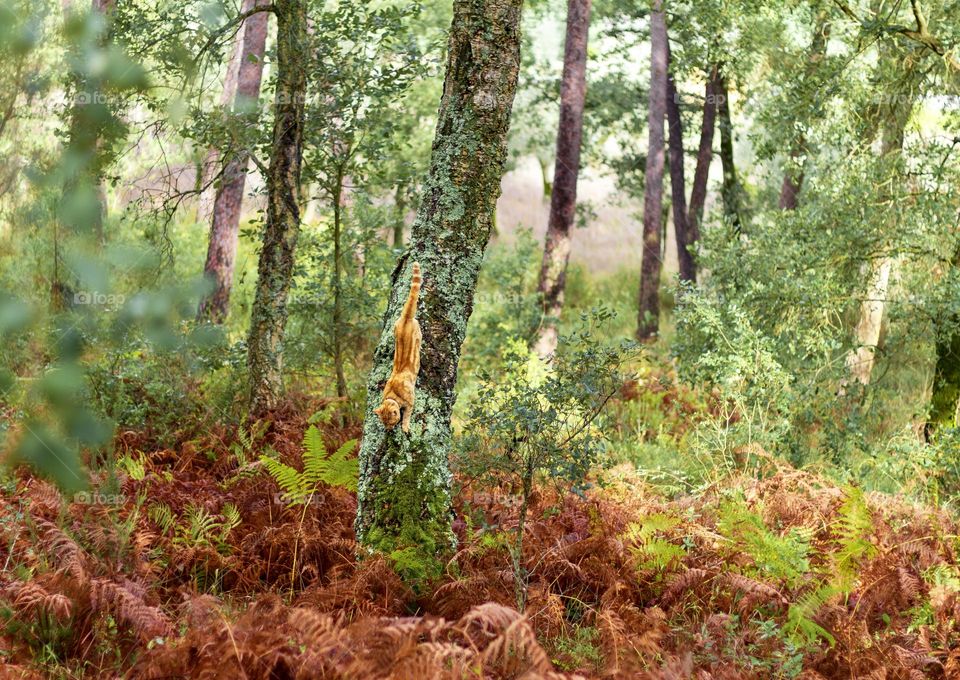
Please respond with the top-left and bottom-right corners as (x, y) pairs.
(685, 65), (719, 272)
(197, 0), (249, 221)
(844, 99), (912, 388)
(393, 186), (406, 247)
(778, 16), (829, 210)
(197, 3), (269, 323)
(717, 74), (742, 231)
(355, 0), (523, 568)
(246, 0), (306, 416)
(533, 0), (591, 357)
(637, 0), (667, 341)
(665, 45), (691, 283)
(332, 172), (348, 399)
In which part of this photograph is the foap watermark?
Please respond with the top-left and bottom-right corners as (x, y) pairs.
(272, 491), (327, 507)
(472, 492), (523, 508)
(74, 491), (127, 505)
(74, 291), (125, 306)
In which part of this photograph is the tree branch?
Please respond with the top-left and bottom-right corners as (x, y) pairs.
(193, 5), (276, 66)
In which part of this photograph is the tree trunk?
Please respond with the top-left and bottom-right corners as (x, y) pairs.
(637, 0), (667, 341)
(332, 172), (348, 399)
(197, 0), (249, 221)
(717, 74), (742, 231)
(533, 0), (591, 358)
(393, 186), (406, 247)
(685, 65), (719, 274)
(355, 0), (523, 568)
(844, 98), (912, 388)
(197, 3), (269, 324)
(778, 16), (829, 211)
(665, 45), (691, 283)
(246, 0), (306, 416)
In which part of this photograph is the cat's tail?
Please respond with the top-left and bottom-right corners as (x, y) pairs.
(399, 262), (421, 322)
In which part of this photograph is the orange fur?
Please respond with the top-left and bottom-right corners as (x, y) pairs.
(374, 262), (422, 432)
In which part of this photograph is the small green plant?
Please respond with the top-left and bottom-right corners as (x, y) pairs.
(260, 427), (358, 504)
(624, 512), (687, 572)
(457, 308), (639, 610)
(260, 427), (358, 592)
(783, 485), (876, 645)
(716, 495), (812, 589)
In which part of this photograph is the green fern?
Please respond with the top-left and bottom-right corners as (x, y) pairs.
(260, 427), (358, 506)
(781, 485), (876, 647)
(716, 496), (812, 588)
(625, 513), (687, 571)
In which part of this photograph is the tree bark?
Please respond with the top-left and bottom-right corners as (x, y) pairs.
(637, 0), (667, 341)
(197, 2), (269, 324)
(844, 99), (912, 388)
(685, 65), (719, 274)
(246, 0), (305, 415)
(665, 45), (691, 283)
(355, 0), (523, 567)
(717, 74), (742, 231)
(197, 0), (249, 222)
(533, 0), (591, 358)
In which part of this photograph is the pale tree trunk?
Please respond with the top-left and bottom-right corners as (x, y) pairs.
(246, 0), (306, 416)
(355, 0), (523, 565)
(845, 258), (893, 385)
(685, 65), (719, 275)
(844, 98), (912, 387)
(534, 0), (591, 358)
(197, 3), (269, 323)
(665, 44), (691, 282)
(637, 0), (667, 341)
(197, 0), (249, 222)
(778, 15), (829, 211)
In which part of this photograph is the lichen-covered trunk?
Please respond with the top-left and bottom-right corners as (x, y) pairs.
(665, 45), (691, 283)
(533, 0), (591, 358)
(637, 1), (667, 342)
(355, 0), (523, 567)
(717, 74), (742, 232)
(197, 4), (269, 324)
(246, 0), (306, 415)
(685, 66), (719, 275)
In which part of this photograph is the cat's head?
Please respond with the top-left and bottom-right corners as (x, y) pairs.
(374, 398), (401, 429)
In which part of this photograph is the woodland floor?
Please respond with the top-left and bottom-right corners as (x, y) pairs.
(1, 391), (959, 679)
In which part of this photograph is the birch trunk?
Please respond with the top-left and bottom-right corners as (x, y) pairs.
(246, 0), (306, 415)
(355, 0), (523, 567)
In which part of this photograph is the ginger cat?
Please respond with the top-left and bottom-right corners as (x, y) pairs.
(374, 262), (422, 433)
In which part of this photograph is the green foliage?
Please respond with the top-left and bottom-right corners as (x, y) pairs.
(260, 427), (358, 505)
(624, 512), (687, 571)
(716, 495), (812, 589)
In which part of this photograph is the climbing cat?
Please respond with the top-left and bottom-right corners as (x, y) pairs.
(374, 262), (422, 433)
